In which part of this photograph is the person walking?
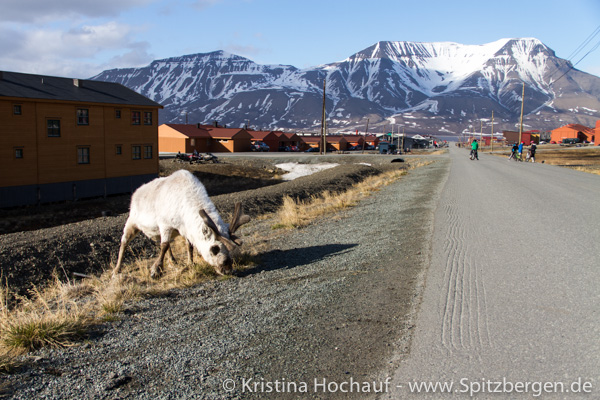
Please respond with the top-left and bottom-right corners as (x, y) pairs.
(508, 143), (518, 160)
(470, 139), (479, 160)
(529, 141), (537, 163)
(518, 142), (524, 160)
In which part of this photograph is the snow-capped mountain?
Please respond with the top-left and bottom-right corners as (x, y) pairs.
(91, 38), (600, 135)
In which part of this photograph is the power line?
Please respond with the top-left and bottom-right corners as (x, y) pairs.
(549, 24), (600, 84)
(552, 37), (600, 84)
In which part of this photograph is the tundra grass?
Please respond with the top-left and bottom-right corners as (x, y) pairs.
(0, 158), (429, 361)
(272, 160), (431, 230)
(0, 244), (257, 360)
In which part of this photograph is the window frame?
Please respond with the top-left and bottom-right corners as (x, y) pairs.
(143, 111), (153, 125)
(115, 145), (122, 155)
(131, 111), (141, 125)
(115, 109), (121, 119)
(13, 105), (22, 115)
(77, 108), (89, 125)
(14, 147), (24, 159)
(132, 145), (142, 160)
(47, 119), (61, 137)
(77, 146), (90, 164)
(144, 145), (153, 159)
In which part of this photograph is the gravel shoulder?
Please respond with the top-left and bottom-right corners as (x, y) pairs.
(1, 154), (450, 399)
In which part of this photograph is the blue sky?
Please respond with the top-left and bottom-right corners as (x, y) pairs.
(1, 0), (600, 79)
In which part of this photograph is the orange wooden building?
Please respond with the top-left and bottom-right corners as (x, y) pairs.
(158, 124), (252, 153)
(0, 71), (162, 208)
(300, 135), (348, 151)
(159, 124), (212, 153)
(248, 130), (280, 152)
(550, 124), (595, 144)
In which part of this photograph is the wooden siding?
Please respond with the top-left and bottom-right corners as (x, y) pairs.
(1, 98), (159, 189)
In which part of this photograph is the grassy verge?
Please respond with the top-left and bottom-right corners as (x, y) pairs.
(272, 159), (432, 229)
(0, 240), (258, 371)
(0, 158), (433, 370)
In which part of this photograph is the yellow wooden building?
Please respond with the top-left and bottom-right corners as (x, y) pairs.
(0, 71), (162, 207)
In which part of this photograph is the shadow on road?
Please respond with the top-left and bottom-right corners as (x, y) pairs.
(237, 243), (358, 277)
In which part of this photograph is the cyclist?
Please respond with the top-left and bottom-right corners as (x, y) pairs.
(470, 139), (479, 160)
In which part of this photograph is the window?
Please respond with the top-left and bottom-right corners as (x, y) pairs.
(77, 108), (89, 125)
(47, 119), (61, 137)
(132, 111), (141, 125)
(115, 109), (121, 119)
(13, 105), (22, 115)
(15, 148), (24, 159)
(132, 145), (141, 160)
(77, 147), (90, 164)
(115, 145), (122, 155)
(144, 111), (153, 125)
(190, 139), (196, 146)
(144, 145), (153, 159)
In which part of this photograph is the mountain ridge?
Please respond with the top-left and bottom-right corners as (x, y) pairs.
(91, 38), (600, 136)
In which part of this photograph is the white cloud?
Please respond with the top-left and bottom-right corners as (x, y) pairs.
(0, 21), (154, 77)
(0, 0), (155, 23)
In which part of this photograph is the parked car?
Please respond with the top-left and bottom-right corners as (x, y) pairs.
(305, 147), (319, 152)
(289, 145), (299, 152)
(251, 141), (270, 152)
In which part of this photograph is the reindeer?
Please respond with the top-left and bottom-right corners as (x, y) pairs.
(113, 170), (250, 278)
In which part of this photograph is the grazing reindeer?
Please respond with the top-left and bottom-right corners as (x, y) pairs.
(113, 170), (250, 278)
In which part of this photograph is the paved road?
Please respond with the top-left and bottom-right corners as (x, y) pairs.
(385, 146), (600, 399)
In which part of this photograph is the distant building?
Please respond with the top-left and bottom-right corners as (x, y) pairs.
(502, 130), (540, 145)
(0, 71), (162, 208)
(158, 124), (252, 153)
(248, 130), (280, 152)
(550, 124), (595, 144)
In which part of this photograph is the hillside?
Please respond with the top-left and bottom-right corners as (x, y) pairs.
(91, 38), (600, 136)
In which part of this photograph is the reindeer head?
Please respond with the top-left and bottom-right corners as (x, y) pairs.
(199, 202), (250, 275)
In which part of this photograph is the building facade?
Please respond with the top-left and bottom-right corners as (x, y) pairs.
(0, 71), (162, 208)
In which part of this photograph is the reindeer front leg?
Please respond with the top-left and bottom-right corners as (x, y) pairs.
(151, 228), (176, 279)
(151, 242), (169, 279)
(186, 240), (194, 264)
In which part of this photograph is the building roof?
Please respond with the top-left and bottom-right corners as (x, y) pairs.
(205, 127), (252, 139)
(555, 123), (594, 134)
(248, 130), (278, 140)
(0, 70), (162, 108)
(161, 124), (211, 138)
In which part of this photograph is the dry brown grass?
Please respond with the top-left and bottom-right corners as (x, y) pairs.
(0, 240), (257, 367)
(0, 157), (434, 367)
(273, 159), (433, 229)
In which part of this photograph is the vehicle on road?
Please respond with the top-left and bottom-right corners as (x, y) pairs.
(251, 141), (270, 152)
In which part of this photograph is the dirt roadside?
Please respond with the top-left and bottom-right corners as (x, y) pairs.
(0, 154), (406, 297)
(2, 155), (450, 399)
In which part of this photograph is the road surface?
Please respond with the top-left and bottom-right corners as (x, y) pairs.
(385, 146), (600, 398)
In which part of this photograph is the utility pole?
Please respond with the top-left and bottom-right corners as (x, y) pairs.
(491, 111), (494, 153)
(518, 82), (525, 144)
(480, 120), (483, 147)
(402, 126), (405, 153)
(362, 118), (369, 154)
(320, 78), (327, 155)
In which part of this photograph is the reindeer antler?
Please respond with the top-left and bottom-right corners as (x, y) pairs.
(229, 202), (251, 235)
(228, 202), (251, 245)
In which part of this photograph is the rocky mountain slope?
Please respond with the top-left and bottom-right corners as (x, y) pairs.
(91, 38), (600, 136)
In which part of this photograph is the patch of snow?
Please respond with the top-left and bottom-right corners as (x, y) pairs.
(276, 162), (338, 180)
